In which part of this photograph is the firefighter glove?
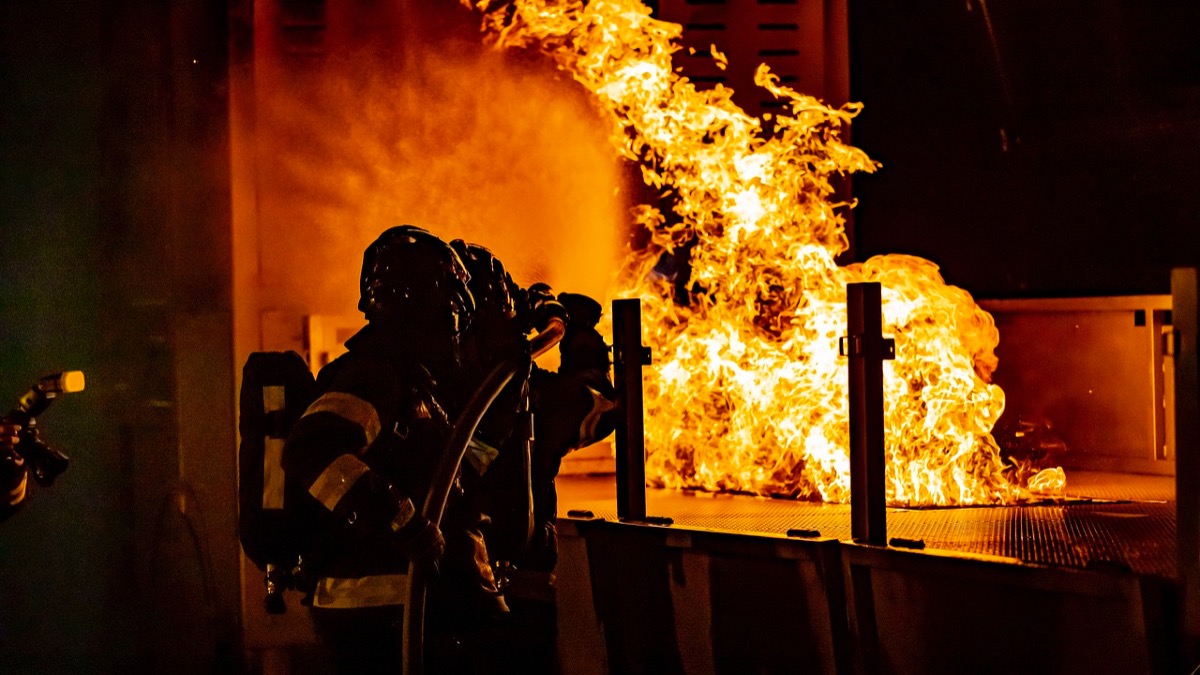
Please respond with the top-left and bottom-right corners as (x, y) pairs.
(558, 292), (602, 330)
(526, 283), (569, 333)
(393, 511), (446, 576)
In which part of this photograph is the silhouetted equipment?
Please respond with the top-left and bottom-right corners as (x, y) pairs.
(6, 370), (85, 486)
(237, 351), (317, 615)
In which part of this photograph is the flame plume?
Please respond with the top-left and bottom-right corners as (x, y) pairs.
(470, 0), (1042, 505)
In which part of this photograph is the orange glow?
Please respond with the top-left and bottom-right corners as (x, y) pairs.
(252, 44), (624, 317)
(470, 0), (1060, 505)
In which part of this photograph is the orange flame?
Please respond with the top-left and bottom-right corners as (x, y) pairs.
(470, 0), (1051, 505)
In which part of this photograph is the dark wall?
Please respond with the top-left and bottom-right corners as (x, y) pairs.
(848, 0), (1200, 298)
(0, 1), (236, 672)
(0, 4), (135, 670)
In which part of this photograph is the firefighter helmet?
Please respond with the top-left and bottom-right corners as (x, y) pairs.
(450, 240), (517, 323)
(359, 225), (475, 334)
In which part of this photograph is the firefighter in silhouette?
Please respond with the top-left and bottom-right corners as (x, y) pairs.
(450, 240), (618, 674)
(282, 225), (507, 674)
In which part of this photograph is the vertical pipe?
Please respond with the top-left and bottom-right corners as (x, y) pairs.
(613, 298), (648, 522)
(1172, 268), (1200, 643)
(846, 283), (889, 545)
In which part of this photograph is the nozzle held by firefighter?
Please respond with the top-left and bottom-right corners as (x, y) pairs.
(2, 370), (85, 521)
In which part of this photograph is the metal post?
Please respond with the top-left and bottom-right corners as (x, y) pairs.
(1171, 268), (1200, 644)
(843, 283), (893, 545)
(613, 298), (649, 522)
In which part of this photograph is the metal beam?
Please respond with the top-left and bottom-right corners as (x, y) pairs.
(613, 299), (649, 522)
(1172, 268), (1200, 643)
(844, 283), (892, 546)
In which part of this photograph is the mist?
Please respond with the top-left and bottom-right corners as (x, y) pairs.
(253, 31), (628, 318)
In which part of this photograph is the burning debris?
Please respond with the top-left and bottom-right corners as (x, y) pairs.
(468, 0), (1060, 506)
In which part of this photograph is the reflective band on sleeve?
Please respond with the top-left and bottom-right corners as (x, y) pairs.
(390, 497), (416, 533)
(5, 471), (26, 507)
(578, 386), (617, 448)
(302, 392), (381, 448)
(263, 385), (285, 414)
(308, 453), (371, 512)
(311, 573), (411, 609)
(262, 437), (285, 510)
(465, 436), (500, 476)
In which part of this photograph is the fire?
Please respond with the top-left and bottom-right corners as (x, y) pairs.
(469, 0), (1049, 505)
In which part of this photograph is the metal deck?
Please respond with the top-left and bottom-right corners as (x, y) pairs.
(557, 470), (1178, 578)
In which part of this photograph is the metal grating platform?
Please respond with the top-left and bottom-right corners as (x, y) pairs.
(557, 471), (1178, 579)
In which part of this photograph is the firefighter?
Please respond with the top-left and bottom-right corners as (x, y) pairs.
(447, 241), (615, 575)
(448, 239), (539, 477)
(505, 291), (617, 674)
(524, 290), (617, 568)
(450, 241), (618, 674)
(1, 421), (27, 521)
(282, 225), (506, 674)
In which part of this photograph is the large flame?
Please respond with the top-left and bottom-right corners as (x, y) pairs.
(470, 0), (1053, 505)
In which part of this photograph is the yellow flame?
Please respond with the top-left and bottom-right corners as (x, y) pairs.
(471, 0), (1051, 505)
(1028, 467), (1066, 495)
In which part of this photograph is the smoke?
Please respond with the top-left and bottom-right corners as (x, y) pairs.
(254, 36), (626, 317)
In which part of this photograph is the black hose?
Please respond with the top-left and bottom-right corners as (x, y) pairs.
(405, 353), (529, 674)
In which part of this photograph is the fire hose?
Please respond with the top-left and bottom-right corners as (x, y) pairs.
(529, 316), (566, 360)
(402, 317), (564, 673)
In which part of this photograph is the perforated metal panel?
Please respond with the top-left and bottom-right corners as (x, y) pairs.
(559, 472), (1178, 578)
(660, 0), (847, 117)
